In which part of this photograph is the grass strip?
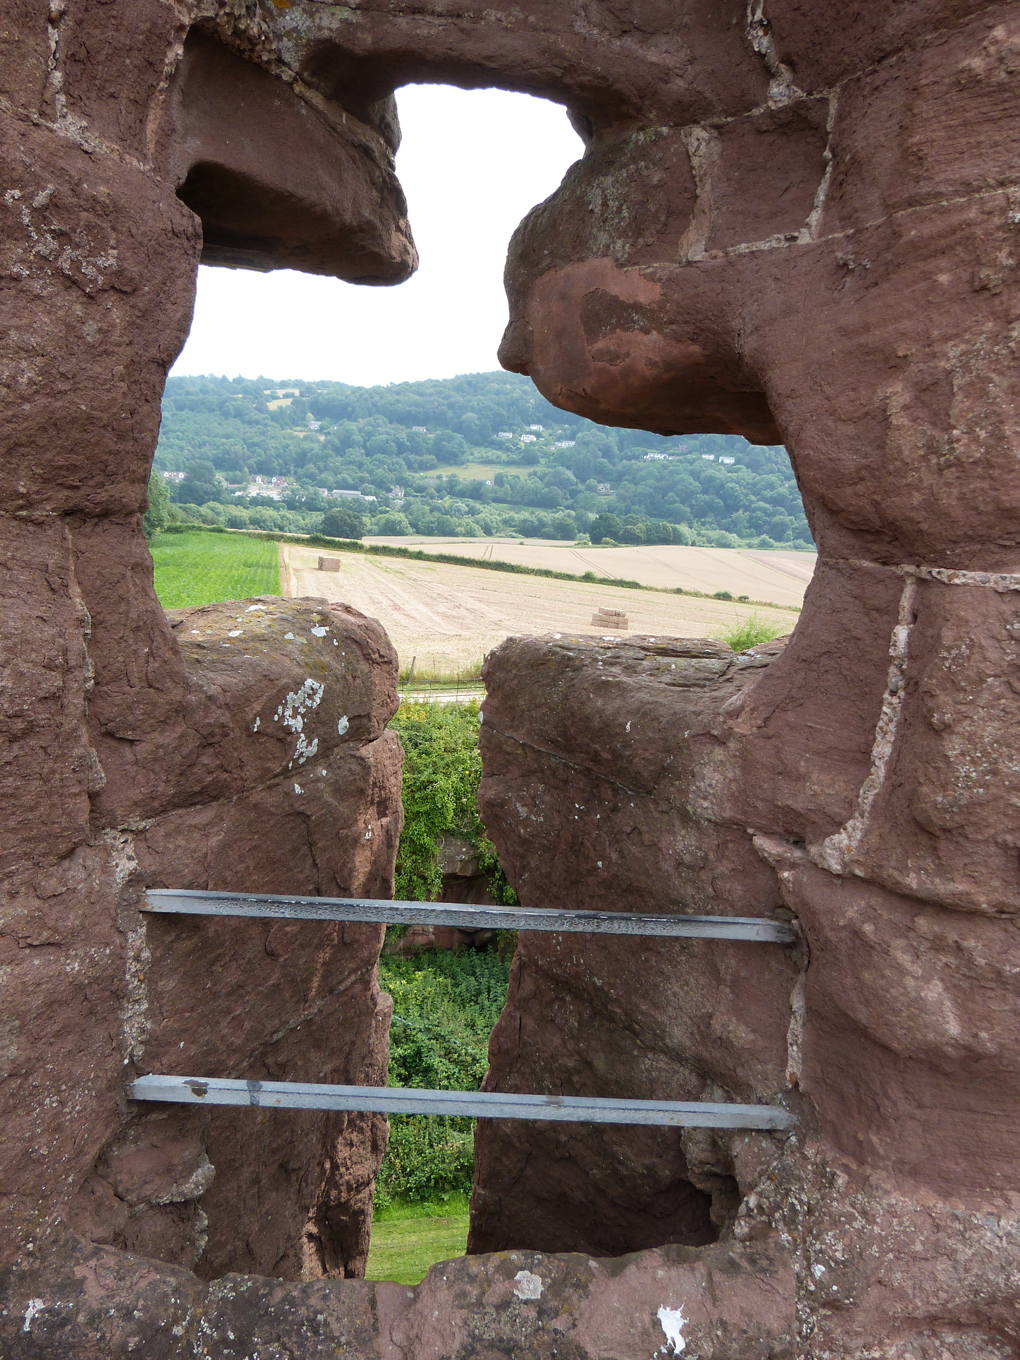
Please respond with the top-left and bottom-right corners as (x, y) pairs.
(366, 1198), (470, 1285)
(161, 523), (803, 614)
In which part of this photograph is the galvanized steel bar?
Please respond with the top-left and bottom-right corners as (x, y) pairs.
(143, 889), (794, 944)
(130, 1075), (796, 1130)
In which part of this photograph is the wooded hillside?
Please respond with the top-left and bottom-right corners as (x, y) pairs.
(155, 372), (813, 551)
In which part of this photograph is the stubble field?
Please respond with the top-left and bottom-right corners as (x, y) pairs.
(280, 542), (804, 675)
(362, 538), (813, 609)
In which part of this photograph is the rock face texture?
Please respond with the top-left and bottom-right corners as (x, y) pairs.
(386, 836), (503, 956)
(474, 631), (1020, 1354)
(3, 1), (1020, 1357)
(0, 0), (414, 1298)
(473, 635), (798, 1260)
(2, 1235), (797, 1360)
(2, 591), (402, 1282)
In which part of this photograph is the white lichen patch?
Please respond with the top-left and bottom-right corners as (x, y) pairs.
(228, 630), (242, 637)
(273, 680), (325, 767)
(289, 734), (319, 769)
(337, 715), (349, 736)
(22, 1299), (45, 1334)
(310, 625), (329, 637)
(657, 1304), (688, 1354)
(246, 604), (266, 612)
(275, 680), (324, 732)
(513, 1270), (543, 1300)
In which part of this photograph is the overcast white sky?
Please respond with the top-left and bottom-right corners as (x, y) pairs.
(170, 85), (583, 386)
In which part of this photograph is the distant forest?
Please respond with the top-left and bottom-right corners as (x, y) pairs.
(154, 371), (813, 551)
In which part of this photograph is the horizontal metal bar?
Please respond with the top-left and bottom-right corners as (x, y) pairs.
(143, 890), (794, 944)
(130, 1075), (795, 1130)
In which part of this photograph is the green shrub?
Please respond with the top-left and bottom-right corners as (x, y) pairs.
(717, 614), (785, 652)
(375, 704), (517, 1209)
(375, 946), (512, 1207)
(388, 700), (516, 906)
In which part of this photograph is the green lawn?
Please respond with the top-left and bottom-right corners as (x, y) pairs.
(366, 1198), (470, 1285)
(149, 531), (280, 609)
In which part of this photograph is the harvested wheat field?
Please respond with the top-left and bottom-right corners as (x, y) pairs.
(280, 543), (799, 675)
(362, 538), (815, 610)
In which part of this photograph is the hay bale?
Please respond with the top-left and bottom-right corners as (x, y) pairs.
(318, 556), (341, 572)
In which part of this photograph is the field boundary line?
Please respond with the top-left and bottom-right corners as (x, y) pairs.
(163, 524), (803, 615)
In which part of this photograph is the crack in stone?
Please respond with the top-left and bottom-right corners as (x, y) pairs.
(809, 578), (918, 876)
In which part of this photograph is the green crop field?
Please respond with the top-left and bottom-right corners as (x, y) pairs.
(149, 531), (280, 608)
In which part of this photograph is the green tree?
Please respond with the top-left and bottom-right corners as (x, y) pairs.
(591, 512), (622, 543)
(374, 511), (412, 536)
(142, 469), (172, 539)
(174, 460), (224, 505)
(319, 505), (365, 539)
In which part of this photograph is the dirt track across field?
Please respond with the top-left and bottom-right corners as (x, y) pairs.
(361, 538), (815, 609)
(280, 543), (801, 675)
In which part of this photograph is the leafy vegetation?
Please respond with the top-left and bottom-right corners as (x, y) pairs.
(149, 530), (280, 608)
(717, 614), (787, 652)
(154, 371), (814, 551)
(375, 945), (512, 1208)
(143, 468), (173, 538)
(370, 700), (515, 1227)
(388, 701), (516, 905)
(319, 505), (367, 539)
